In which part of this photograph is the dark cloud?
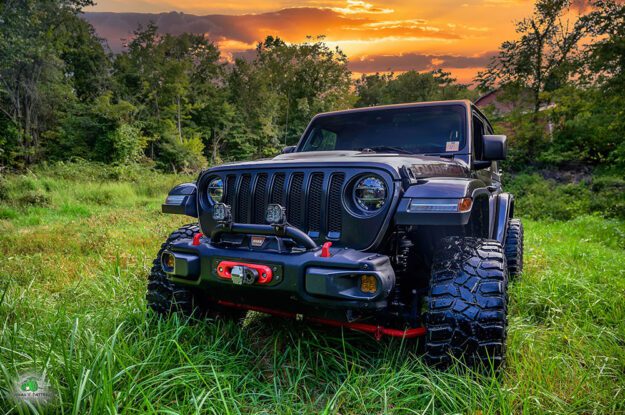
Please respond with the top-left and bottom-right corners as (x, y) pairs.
(83, 8), (460, 53)
(348, 51), (497, 73)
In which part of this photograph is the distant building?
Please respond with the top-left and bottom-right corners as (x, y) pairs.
(475, 87), (554, 117)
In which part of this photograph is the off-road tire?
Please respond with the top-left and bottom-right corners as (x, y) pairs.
(146, 223), (246, 322)
(425, 237), (508, 370)
(504, 218), (524, 278)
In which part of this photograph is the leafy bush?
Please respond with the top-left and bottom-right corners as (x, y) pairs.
(506, 173), (625, 220)
(99, 123), (147, 164)
(16, 189), (51, 207)
(156, 132), (207, 173)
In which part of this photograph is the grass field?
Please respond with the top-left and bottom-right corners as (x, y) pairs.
(1, 163), (625, 414)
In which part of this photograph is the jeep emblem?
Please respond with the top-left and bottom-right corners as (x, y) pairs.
(251, 236), (265, 247)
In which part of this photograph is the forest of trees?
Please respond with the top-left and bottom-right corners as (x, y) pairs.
(1, 0), (624, 174)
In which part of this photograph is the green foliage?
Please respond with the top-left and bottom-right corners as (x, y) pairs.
(155, 131), (208, 173)
(477, 0), (586, 112)
(506, 173), (625, 220)
(0, 0), (99, 165)
(355, 70), (474, 108)
(103, 124), (148, 164)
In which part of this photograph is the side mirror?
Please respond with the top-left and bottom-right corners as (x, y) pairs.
(281, 146), (296, 154)
(482, 135), (507, 161)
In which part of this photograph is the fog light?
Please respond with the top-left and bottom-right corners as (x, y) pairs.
(212, 203), (232, 222)
(360, 275), (377, 293)
(266, 203), (286, 224)
(162, 252), (175, 272)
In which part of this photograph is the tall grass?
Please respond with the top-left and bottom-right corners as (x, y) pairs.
(1, 163), (624, 413)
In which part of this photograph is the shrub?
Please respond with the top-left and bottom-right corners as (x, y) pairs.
(506, 173), (625, 220)
(156, 132), (207, 173)
(16, 190), (51, 207)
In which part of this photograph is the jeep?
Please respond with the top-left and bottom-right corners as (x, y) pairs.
(149, 100), (523, 368)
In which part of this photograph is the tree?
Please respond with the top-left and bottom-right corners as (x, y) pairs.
(254, 36), (354, 146)
(476, 0), (587, 113)
(354, 70), (472, 108)
(113, 25), (223, 169)
(583, 0), (625, 91)
(0, 0), (95, 165)
(228, 58), (281, 158)
(0, 0), (112, 168)
(354, 73), (393, 107)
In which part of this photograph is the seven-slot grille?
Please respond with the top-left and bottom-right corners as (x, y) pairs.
(221, 171), (345, 239)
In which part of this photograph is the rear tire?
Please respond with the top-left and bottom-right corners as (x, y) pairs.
(504, 218), (524, 278)
(425, 237), (508, 370)
(146, 224), (246, 322)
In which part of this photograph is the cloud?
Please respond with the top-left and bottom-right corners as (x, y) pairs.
(84, 7), (460, 52)
(349, 51), (497, 73)
(331, 0), (393, 14)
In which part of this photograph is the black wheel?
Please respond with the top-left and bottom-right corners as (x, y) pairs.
(147, 223), (247, 322)
(425, 237), (508, 370)
(504, 218), (524, 278)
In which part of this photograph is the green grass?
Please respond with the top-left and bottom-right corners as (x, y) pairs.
(1, 163), (625, 414)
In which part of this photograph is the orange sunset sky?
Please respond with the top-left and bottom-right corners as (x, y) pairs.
(85, 0), (589, 83)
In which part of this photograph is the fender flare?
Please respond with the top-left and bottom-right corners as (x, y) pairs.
(394, 178), (489, 226)
(161, 182), (198, 217)
(492, 192), (514, 243)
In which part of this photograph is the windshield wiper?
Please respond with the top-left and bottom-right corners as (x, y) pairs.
(361, 146), (415, 155)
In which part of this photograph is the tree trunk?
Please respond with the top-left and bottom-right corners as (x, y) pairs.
(177, 94), (183, 143)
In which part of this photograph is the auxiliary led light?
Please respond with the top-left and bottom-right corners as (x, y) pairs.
(212, 203), (232, 222)
(266, 204), (287, 225)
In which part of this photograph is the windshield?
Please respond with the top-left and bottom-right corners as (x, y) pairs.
(299, 105), (466, 155)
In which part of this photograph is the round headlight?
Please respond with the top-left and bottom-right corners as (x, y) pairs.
(207, 177), (224, 203)
(354, 176), (387, 211)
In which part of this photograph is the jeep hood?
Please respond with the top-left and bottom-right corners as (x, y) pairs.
(210, 150), (471, 180)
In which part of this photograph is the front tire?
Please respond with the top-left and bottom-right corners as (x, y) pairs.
(425, 237), (508, 370)
(504, 218), (524, 278)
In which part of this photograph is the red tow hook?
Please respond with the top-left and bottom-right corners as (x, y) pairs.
(192, 232), (204, 246)
(321, 242), (333, 258)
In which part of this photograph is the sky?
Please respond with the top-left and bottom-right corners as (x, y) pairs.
(85, 0), (585, 83)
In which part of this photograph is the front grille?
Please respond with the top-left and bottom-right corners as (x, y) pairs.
(253, 174), (268, 224)
(237, 175), (252, 223)
(328, 173), (345, 238)
(287, 173), (305, 229)
(308, 173), (324, 235)
(220, 170), (345, 240)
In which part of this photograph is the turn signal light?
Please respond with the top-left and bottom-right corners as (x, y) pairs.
(458, 197), (473, 213)
(360, 275), (377, 293)
(408, 197), (473, 213)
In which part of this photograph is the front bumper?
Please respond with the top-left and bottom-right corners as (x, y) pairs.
(162, 224), (396, 317)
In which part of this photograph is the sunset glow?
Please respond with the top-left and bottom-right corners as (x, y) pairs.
(86, 0), (586, 83)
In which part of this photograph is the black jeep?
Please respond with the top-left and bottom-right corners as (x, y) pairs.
(149, 100), (523, 368)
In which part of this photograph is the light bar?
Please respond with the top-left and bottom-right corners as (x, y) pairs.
(408, 197), (473, 213)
